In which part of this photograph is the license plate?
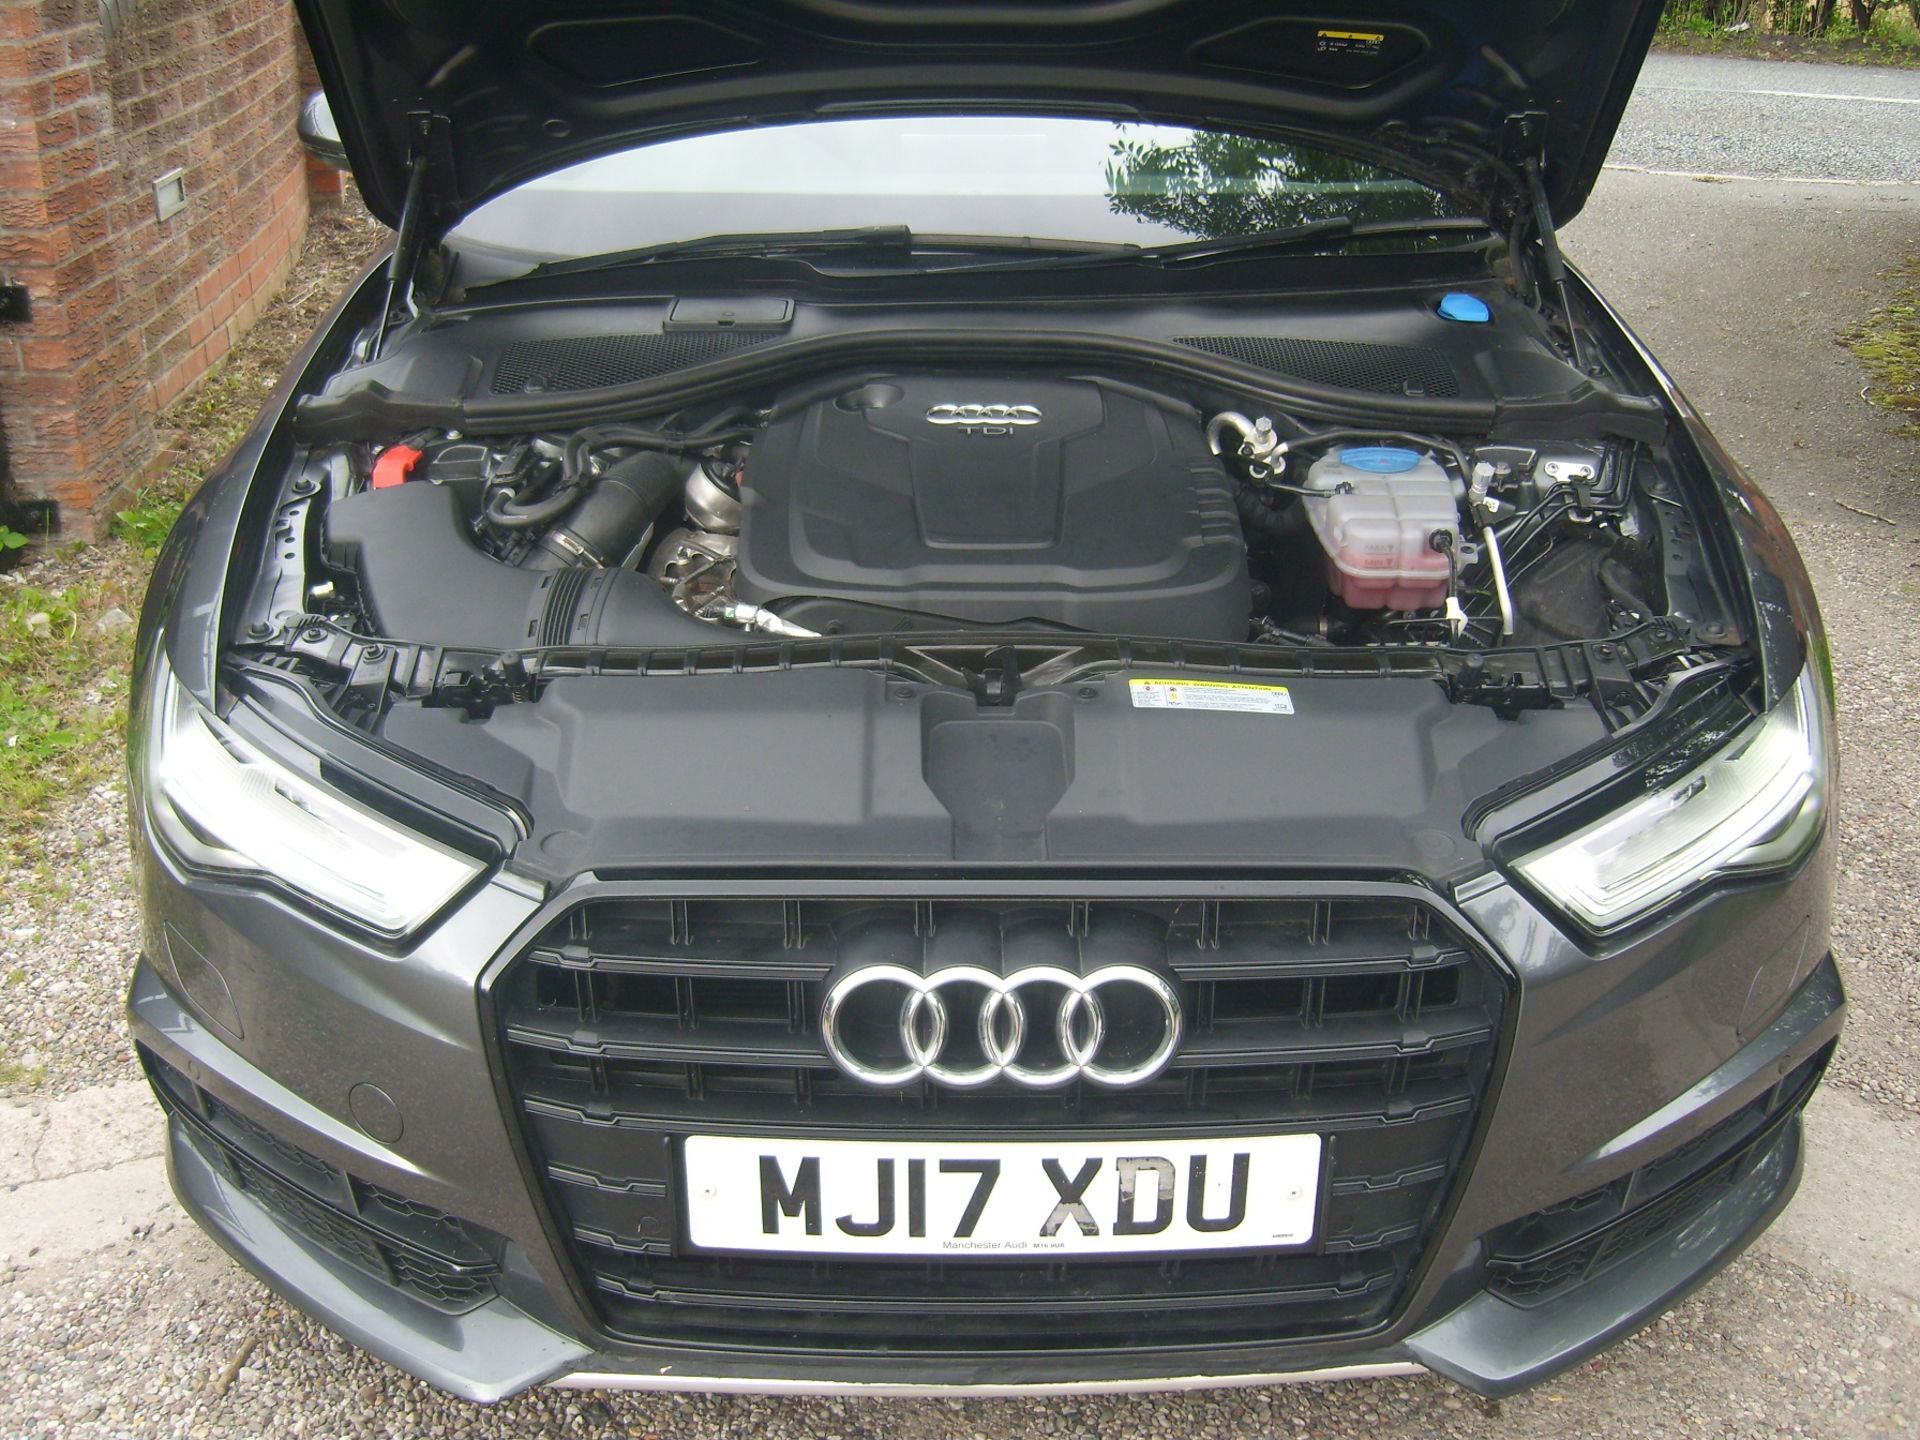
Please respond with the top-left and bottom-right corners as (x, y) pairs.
(681, 1135), (1322, 1257)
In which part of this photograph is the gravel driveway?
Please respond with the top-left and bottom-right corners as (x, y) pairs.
(4, 89), (1920, 1440)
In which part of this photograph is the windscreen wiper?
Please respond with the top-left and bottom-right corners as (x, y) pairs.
(517, 227), (1137, 281)
(522, 226), (919, 279)
(930, 215), (1495, 274)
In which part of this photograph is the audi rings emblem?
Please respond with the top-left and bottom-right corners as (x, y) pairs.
(821, 964), (1182, 1090)
(925, 403), (1044, 427)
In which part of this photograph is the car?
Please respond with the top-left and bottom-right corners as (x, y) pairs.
(128, 0), (1841, 1404)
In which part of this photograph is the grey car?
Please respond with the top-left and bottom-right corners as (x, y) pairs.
(128, 0), (1841, 1403)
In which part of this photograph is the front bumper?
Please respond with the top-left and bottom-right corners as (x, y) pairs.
(127, 850), (1841, 1402)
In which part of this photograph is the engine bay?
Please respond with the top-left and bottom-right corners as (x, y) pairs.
(299, 368), (1678, 678)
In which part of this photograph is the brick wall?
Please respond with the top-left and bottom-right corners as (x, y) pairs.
(0, 0), (311, 533)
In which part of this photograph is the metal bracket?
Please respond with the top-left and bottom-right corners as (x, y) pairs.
(1441, 620), (1704, 722)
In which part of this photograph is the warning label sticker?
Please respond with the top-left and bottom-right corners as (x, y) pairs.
(1128, 678), (1295, 715)
(1315, 28), (1387, 56)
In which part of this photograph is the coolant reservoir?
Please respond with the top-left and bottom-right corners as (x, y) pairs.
(1302, 447), (1457, 610)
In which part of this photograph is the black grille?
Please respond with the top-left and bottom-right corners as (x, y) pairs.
(1173, 336), (1460, 398)
(139, 1046), (500, 1314)
(1486, 1047), (1828, 1305)
(490, 332), (776, 395)
(494, 891), (1506, 1353)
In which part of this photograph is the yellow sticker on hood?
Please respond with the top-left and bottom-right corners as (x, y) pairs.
(1128, 679), (1295, 715)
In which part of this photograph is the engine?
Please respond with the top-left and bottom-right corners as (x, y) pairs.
(314, 370), (1660, 658)
(725, 376), (1249, 638)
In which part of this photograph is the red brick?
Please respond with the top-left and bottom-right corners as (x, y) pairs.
(24, 36), (68, 76)
(6, 369), (82, 404)
(11, 436), (88, 472)
(38, 171), (104, 222)
(4, 0), (307, 521)
(19, 333), (78, 369)
(0, 151), (41, 189)
(48, 66), (92, 106)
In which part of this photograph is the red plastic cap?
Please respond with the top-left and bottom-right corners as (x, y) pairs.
(371, 444), (425, 489)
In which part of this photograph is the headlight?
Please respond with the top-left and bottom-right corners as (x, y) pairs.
(144, 655), (484, 937)
(1513, 664), (1829, 934)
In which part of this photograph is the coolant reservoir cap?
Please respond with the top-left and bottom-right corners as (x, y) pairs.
(1337, 446), (1423, 474)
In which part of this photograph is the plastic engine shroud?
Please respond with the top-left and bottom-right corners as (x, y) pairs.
(733, 376), (1251, 640)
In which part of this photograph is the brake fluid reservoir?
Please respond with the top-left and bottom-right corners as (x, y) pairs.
(1303, 447), (1457, 610)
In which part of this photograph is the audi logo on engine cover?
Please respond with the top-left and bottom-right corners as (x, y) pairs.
(925, 403), (1044, 427)
(821, 964), (1182, 1090)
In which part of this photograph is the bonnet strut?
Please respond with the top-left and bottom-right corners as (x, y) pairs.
(1508, 111), (1587, 372)
(373, 112), (452, 358)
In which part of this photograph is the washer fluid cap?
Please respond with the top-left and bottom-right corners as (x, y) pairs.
(1437, 292), (1492, 323)
(1337, 446), (1423, 475)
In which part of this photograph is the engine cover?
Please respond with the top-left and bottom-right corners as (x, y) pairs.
(733, 376), (1249, 639)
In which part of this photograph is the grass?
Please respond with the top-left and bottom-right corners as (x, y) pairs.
(0, 1051), (46, 1088)
(0, 569), (140, 867)
(0, 359), (275, 869)
(1843, 256), (1920, 435)
(110, 358), (276, 554)
(109, 496), (186, 555)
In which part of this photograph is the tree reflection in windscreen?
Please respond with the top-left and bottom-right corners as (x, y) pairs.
(1105, 130), (1453, 240)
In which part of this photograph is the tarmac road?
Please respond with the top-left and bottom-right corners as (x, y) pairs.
(1612, 53), (1920, 183)
(4, 51), (1920, 1440)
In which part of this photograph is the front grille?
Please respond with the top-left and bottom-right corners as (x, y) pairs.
(1486, 1047), (1829, 1305)
(493, 891), (1507, 1353)
(139, 1045), (500, 1314)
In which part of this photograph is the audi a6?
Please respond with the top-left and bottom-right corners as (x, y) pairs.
(129, 0), (1841, 1402)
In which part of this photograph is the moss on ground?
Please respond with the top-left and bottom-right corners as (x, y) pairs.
(1844, 257), (1920, 436)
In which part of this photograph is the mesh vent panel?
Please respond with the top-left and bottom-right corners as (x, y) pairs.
(491, 332), (776, 395)
(1174, 336), (1460, 397)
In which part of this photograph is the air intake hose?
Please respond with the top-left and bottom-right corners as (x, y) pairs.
(521, 450), (683, 571)
(325, 479), (722, 651)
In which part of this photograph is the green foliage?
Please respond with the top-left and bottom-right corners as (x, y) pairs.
(0, 578), (134, 859)
(110, 495), (186, 554)
(1658, 4), (1730, 39)
(1103, 131), (1452, 242)
(0, 528), (27, 552)
(1651, 0), (1920, 58)
(1657, 0), (1920, 55)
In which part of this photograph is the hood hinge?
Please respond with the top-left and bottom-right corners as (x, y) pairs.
(1502, 111), (1586, 372)
(373, 112), (454, 358)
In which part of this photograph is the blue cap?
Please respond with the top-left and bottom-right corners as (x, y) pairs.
(1338, 446), (1422, 474)
(1437, 292), (1491, 323)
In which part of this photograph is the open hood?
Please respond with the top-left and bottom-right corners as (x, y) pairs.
(296, 0), (1662, 241)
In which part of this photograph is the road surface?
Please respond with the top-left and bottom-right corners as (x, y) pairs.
(1611, 52), (1920, 182)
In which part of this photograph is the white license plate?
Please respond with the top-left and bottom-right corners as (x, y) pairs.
(681, 1134), (1322, 1257)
